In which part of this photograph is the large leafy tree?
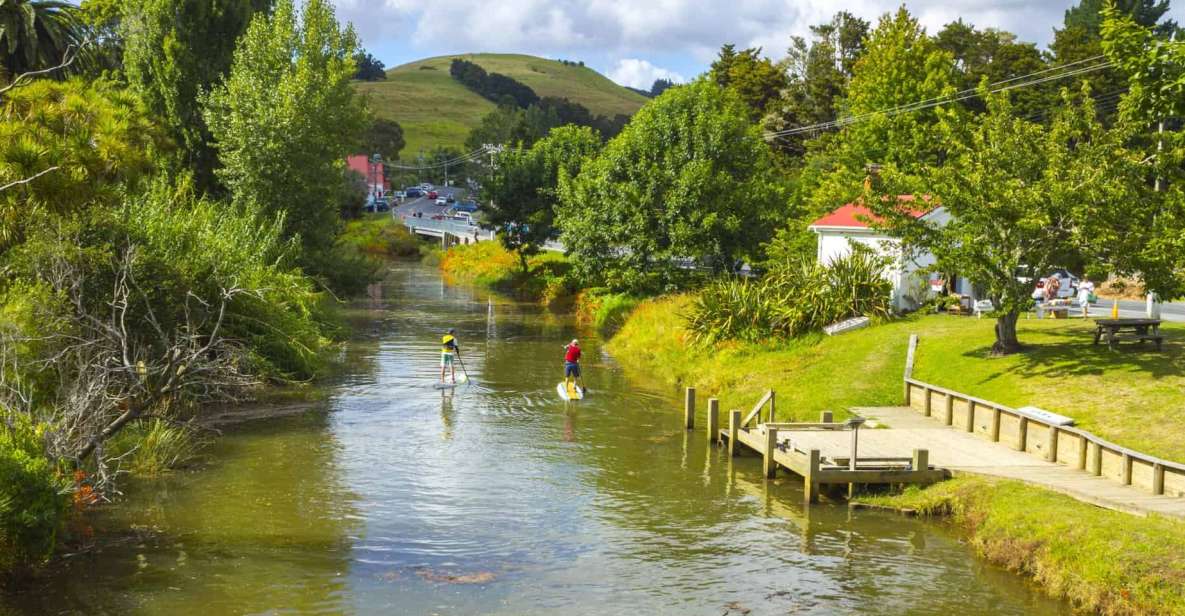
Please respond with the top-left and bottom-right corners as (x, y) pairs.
(708, 44), (789, 120)
(481, 125), (600, 271)
(203, 0), (367, 262)
(121, 0), (271, 193)
(934, 20), (1049, 118)
(558, 79), (784, 293)
(0, 0), (87, 79)
(870, 89), (1152, 354)
(361, 117), (405, 161)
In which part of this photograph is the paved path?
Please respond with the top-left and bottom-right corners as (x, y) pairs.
(780, 406), (1185, 519)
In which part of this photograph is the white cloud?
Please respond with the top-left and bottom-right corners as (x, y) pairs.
(607, 59), (685, 90)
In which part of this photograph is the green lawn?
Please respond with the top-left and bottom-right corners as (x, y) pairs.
(609, 297), (1185, 462)
(355, 53), (649, 155)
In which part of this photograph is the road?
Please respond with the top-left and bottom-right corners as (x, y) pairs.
(1084, 298), (1185, 322)
(391, 184), (464, 220)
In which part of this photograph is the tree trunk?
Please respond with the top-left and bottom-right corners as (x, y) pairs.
(518, 249), (529, 274)
(75, 405), (141, 463)
(992, 310), (1022, 356)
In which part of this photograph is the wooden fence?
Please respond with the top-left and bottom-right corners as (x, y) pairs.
(903, 335), (1185, 498)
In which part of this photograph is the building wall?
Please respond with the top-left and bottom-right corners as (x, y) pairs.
(814, 229), (938, 312)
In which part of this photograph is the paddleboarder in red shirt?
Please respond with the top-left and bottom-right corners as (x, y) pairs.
(563, 339), (586, 393)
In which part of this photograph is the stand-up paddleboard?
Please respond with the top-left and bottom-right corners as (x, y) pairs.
(433, 374), (467, 389)
(556, 381), (584, 401)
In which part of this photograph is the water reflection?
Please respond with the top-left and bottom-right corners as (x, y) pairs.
(1, 262), (1070, 615)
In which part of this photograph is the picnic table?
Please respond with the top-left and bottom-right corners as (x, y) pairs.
(1093, 318), (1163, 351)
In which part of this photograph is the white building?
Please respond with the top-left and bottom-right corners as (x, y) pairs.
(808, 199), (974, 311)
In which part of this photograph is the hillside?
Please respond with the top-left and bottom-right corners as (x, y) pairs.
(354, 53), (651, 156)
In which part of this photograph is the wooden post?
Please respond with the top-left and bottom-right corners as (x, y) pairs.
(1122, 453), (1133, 486)
(768, 390), (776, 423)
(965, 400), (976, 433)
(1046, 426), (1059, 463)
(1016, 417), (1029, 452)
(912, 448), (929, 471)
(820, 410), (833, 423)
(728, 410), (740, 457)
(805, 449), (821, 504)
(1153, 464), (1165, 495)
(707, 398), (720, 444)
(1077, 436), (1088, 471)
(923, 389), (933, 417)
(684, 387), (696, 430)
(990, 408), (1001, 442)
(763, 427), (779, 478)
(1090, 442), (1103, 476)
(903, 334), (918, 404)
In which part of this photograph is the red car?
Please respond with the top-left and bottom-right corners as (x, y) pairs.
(427, 191), (438, 200)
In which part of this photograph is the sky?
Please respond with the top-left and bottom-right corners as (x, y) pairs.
(333, 0), (1185, 90)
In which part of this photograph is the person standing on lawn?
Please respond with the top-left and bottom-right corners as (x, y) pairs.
(1078, 279), (1095, 317)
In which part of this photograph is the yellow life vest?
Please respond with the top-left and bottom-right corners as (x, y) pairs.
(441, 334), (456, 353)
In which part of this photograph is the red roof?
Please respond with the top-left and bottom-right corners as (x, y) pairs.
(809, 196), (930, 229)
(347, 155), (385, 188)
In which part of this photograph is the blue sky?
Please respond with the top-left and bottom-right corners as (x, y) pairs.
(332, 0), (1185, 89)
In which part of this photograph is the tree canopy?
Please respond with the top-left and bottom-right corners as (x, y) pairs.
(558, 79), (785, 293)
(0, 0), (89, 79)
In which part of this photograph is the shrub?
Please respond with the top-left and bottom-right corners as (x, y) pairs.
(685, 250), (892, 344)
(0, 418), (69, 576)
(339, 217), (420, 258)
(577, 289), (641, 335)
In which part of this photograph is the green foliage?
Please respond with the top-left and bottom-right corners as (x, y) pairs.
(121, 0), (270, 191)
(0, 417), (68, 574)
(558, 79), (785, 294)
(360, 118), (405, 161)
(0, 78), (163, 250)
(339, 216), (420, 258)
(481, 125), (600, 268)
(709, 44), (790, 120)
(352, 50), (385, 81)
(870, 89), (1157, 352)
(685, 249), (892, 344)
(934, 20), (1050, 117)
(577, 289), (640, 335)
(203, 0), (368, 289)
(440, 241), (573, 304)
(0, 0), (88, 78)
(449, 58), (539, 108)
(105, 418), (206, 476)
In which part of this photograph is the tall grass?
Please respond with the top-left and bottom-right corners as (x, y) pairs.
(339, 217), (421, 258)
(105, 419), (207, 477)
(685, 250), (892, 344)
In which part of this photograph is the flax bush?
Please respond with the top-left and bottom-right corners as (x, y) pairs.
(685, 250), (892, 344)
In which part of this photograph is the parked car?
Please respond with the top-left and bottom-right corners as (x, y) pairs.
(393, 190), (406, 200)
(405, 188), (424, 198)
(452, 212), (474, 225)
(427, 191), (438, 200)
(445, 195), (456, 204)
(453, 201), (479, 213)
(1031, 269), (1079, 300)
(435, 197), (448, 206)
(421, 183), (434, 191)
(374, 199), (389, 212)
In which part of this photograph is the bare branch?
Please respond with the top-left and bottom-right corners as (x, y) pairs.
(0, 166), (61, 193)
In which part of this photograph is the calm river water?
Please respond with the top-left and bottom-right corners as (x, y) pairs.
(1, 262), (1068, 615)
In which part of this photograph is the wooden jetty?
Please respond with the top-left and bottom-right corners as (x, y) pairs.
(687, 387), (945, 503)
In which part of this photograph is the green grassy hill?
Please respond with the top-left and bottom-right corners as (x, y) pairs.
(354, 53), (650, 156)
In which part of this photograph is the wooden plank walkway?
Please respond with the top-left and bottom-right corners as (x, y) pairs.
(790, 407), (1185, 519)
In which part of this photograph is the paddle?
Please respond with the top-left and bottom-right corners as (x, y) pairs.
(456, 353), (473, 386)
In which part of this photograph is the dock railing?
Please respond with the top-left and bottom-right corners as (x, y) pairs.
(902, 334), (1185, 498)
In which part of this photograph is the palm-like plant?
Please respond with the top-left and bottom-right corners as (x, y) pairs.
(0, 0), (87, 79)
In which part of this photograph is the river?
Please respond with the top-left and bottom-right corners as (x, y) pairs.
(0, 262), (1068, 615)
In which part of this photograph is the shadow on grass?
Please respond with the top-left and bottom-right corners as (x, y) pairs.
(960, 325), (1185, 380)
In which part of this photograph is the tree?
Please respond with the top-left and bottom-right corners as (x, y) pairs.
(361, 117), (405, 161)
(353, 50), (385, 80)
(870, 89), (1150, 354)
(649, 78), (674, 97)
(765, 11), (870, 156)
(0, 0), (88, 79)
(558, 79), (784, 293)
(1066, 0), (1180, 37)
(203, 0), (367, 266)
(121, 0), (271, 193)
(708, 44), (788, 120)
(934, 21), (1049, 117)
(481, 126), (600, 271)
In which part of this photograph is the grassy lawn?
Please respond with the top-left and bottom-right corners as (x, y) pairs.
(609, 297), (1185, 462)
(355, 54), (649, 154)
(855, 476), (1185, 615)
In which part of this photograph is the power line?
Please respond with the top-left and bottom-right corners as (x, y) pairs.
(764, 57), (1114, 139)
(384, 146), (493, 170)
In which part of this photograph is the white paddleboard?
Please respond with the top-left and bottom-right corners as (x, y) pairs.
(557, 382), (584, 401)
(433, 382), (458, 390)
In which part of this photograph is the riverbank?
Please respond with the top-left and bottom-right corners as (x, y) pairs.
(853, 477), (1185, 615)
(607, 295), (1185, 614)
(439, 241), (576, 307)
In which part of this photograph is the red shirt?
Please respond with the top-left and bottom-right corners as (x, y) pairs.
(564, 345), (582, 363)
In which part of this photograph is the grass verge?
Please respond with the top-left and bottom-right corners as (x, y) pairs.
(854, 476), (1185, 615)
(339, 216), (422, 259)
